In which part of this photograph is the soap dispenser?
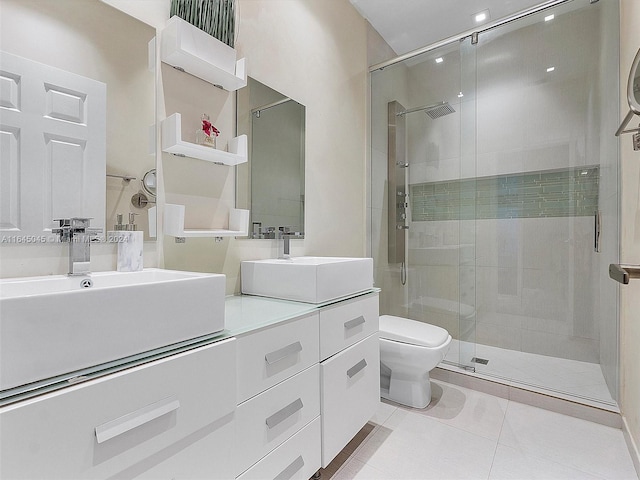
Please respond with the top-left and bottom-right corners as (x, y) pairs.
(114, 213), (124, 231)
(125, 213), (138, 231)
(116, 213), (143, 272)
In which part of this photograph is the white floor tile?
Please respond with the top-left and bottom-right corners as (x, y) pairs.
(498, 402), (637, 480)
(330, 380), (635, 480)
(489, 443), (606, 480)
(355, 409), (497, 479)
(332, 458), (390, 480)
(394, 379), (508, 441)
(370, 399), (398, 426)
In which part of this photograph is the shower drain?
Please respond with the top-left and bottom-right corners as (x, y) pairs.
(471, 357), (489, 365)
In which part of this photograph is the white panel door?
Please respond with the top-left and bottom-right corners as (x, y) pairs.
(0, 51), (106, 238)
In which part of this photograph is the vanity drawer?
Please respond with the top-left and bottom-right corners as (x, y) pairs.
(319, 293), (379, 360)
(235, 364), (320, 476)
(237, 417), (321, 480)
(0, 339), (237, 480)
(236, 312), (319, 403)
(320, 333), (380, 468)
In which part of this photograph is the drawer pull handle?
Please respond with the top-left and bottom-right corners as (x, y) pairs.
(347, 359), (368, 378)
(265, 341), (303, 365)
(94, 395), (180, 444)
(344, 315), (366, 330)
(274, 455), (305, 480)
(266, 398), (304, 429)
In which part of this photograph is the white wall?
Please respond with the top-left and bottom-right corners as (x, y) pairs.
(0, 0), (369, 292)
(160, 0), (369, 294)
(619, 0), (640, 471)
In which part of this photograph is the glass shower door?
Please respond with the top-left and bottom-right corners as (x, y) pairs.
(457, 36), (478, 371)
(370, 39), (478, 372)
(468, 0), (619, 406)
(370, 0), (619, 408)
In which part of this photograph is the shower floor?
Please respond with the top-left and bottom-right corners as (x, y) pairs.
(443, 339), (617, 409)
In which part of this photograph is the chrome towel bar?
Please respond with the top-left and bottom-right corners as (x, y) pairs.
(609, 264), (640, 284)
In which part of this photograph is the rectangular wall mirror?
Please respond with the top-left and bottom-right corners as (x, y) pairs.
(236, 77), (305, 238)
(0, 0), (156, 241)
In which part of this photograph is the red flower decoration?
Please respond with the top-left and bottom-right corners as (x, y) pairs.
(202, 120), (220, 137)
(202, 119), (212, 136)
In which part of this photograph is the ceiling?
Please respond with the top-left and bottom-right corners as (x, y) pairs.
(349, 0), (551, 55)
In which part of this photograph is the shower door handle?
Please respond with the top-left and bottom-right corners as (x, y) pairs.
(594, 212), (601, 253)
(609, 264), (640, 284)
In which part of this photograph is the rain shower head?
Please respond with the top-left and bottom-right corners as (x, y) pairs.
(425, 101), (456, 119)
(396, 101), (456, 119)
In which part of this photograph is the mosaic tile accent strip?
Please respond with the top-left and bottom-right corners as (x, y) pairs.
(410, 167), (599, 221)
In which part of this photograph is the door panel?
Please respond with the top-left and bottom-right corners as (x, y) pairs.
(0, 51), (106, 237)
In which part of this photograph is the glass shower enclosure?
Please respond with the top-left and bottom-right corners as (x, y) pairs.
(369, 0), (620, 409)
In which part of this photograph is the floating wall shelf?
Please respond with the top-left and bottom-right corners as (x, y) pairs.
(164, 204), (250, 238)
(161, 15), (246, 92)
(161, 113), (247, 165)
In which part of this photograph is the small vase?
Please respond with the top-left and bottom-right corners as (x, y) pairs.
(196, 130), (216, 148)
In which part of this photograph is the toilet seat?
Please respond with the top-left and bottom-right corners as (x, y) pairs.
(379, 315), (449, 348)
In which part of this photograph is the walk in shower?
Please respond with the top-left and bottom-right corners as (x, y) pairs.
(369, 0), (620, 409)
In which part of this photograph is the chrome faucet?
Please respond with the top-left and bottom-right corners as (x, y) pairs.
(278, 226), (304, 260)
(53, 218), (102, 276)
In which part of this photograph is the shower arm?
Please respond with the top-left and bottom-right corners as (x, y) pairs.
(397, 101), (448, 116)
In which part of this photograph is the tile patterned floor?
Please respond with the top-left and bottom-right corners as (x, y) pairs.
(321, 380), (638, 480)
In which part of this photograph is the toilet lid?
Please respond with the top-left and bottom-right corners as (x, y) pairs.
(379, 315), (450, 348)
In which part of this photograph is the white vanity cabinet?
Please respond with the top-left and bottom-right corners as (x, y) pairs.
(1, 291), (379, 479)
(237, 417), (321, 480)
(236, 365), (320, 475)
(236, 312), (320, 403)
(0, 339), (237, 480)
(319, 294), (379, 359)
(231, 292), (380, 475)
(234, 312), (321, 478)
(319, 294), (380, 468)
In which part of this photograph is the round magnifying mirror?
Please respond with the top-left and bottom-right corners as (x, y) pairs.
(630, 47), (640, 114)
(615, 47), (640, 136)
(141, 169), (156, 197)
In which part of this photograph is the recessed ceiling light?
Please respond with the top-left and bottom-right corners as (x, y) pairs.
(545, 14), (555, 22)
(435, 57), (443, 64)
(458, 92), (464, 98)
(546, 66), (555, 72)
(474, 9), (490, 23)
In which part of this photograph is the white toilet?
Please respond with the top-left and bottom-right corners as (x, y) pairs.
(379, 315), (452, 408)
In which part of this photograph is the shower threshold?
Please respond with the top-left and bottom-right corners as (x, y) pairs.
(441, 339), (619, 413)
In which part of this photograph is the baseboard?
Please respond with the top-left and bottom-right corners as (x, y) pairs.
(622, 416), (640, 479)
(433, 366), (622, 428)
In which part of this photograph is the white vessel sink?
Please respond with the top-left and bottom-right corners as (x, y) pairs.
(241, 256), (373, 304)
(0, 268), (225, 391)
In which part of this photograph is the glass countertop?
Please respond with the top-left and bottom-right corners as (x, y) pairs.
(0, 290), (379, 407)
